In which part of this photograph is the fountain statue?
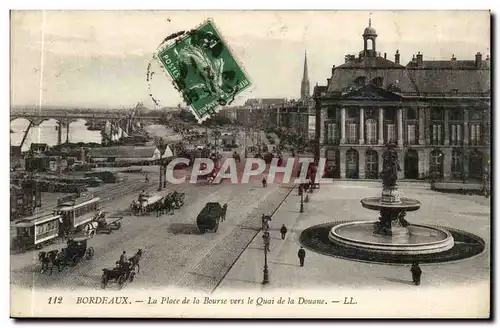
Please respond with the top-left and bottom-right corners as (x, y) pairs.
(373, 143), (409, 236)
(326, 143), (455, 256)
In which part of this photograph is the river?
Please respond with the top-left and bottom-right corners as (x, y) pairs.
(10, 119), (103, 151)
(10, 119), (188, 151)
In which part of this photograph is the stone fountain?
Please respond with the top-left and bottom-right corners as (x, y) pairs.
(328, 144), (455, 256)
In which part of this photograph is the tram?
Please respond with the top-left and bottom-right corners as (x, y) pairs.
(14, 213), (62, 251)
(56, 196), (101, 236)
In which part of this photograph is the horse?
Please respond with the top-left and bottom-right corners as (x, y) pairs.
(38, 250), (59, 275)
(129, 249), (143, 274)
(162, 196), (174, 215)
(155, 200), (163, 217)
(130, 201), (141, 215)
(82, 222), (99, 237)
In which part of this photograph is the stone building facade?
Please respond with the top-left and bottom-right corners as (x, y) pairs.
(314, 20), (490, 181)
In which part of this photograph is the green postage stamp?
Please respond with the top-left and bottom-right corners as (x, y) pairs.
(157, 19), (252, 122)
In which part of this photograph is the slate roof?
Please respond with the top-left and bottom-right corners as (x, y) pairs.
(327, 55), (490, 96)
(89, 146), (158, 159)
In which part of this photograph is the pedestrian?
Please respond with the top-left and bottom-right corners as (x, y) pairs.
(119, 251), (128, 267)
(262, 177), (267, 188)
(280, 224), (288, 240)
(411, 261), (422, 285)
(145, 174), (149, 183)
(298, 246), (306, 267)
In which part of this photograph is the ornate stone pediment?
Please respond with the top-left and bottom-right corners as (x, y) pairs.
(341, 83), (403, 101)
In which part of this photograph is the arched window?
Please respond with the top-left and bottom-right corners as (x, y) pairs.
(404, 149), (419, 179)
(430, 150), (444, 179)
(451, 149), (463, 179)
(346, 149), (359, 179)
(365, 119), (377, 145)
(365, 150), (379, 179)
(366, 39), (373, 51)
(354, 76), (367, 86)
(469, 150), (483, 180)
(371, 77), (383, 87)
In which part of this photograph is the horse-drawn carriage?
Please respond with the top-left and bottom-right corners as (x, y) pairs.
(101, 262), (136, 289)
(130, 192), (163, 215)
(196, 202), (228, 233)
(130, 191), (185, 216)
(38, 235), (94, 275)
(101, 249), (143, 289)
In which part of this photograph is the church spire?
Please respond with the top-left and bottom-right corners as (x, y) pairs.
(301, 51), (310, 100)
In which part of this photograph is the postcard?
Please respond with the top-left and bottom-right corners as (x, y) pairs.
(9, 10), (491, 318)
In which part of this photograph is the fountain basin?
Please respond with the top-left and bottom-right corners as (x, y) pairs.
(328, 221), (454, 255)
(361, 197), (421, 211)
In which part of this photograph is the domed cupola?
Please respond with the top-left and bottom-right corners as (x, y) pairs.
(363, 18), (377, 56)
(363, 18), (377, 37)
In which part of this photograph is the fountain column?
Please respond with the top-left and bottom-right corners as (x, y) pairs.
(373, 144), (410, 237)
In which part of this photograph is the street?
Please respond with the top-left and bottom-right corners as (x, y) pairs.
(10, 171), (293, 291)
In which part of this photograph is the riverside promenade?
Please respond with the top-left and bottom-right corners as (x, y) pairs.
(215, 180), (490, 291)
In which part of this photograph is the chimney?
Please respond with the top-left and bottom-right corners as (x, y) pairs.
(331, 65), (336, 75)
(416, 51), (423, 67)
(345, 55), (350, 63)
(475, 52), (482, 67)
(412, 54), (416, 62)
(395, 49), (400, 64)
(327, 78), (331, 85)
(384, 52), (387, 59)
(451, 54), (456, 62)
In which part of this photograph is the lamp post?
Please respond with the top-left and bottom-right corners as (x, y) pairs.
(155, 138), (165, 191)
(262, 230), (270, 285)
(163, 163), (167, 189)
(299, 184), (304, 213)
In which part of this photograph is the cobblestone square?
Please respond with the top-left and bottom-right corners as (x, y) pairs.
(216, 181), (490, 291)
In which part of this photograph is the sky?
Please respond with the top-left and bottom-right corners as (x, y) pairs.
(10, 10), (490, 109)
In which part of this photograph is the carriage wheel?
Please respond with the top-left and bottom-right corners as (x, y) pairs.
(129, 271), (135, 283)
(86, 247), (94, 260)
(101, 275), (108, 289)
(214, 222), (219, 233)
(74, 256), (82, 266)
(118, 275), (126, 289)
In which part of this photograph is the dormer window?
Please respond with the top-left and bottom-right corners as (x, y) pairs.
(354, 76), (367, 86)
(388, 84), (401, 93)
(371, 77), (383, 87)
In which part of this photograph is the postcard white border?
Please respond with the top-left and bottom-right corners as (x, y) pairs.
(3, 0), (498, 327)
